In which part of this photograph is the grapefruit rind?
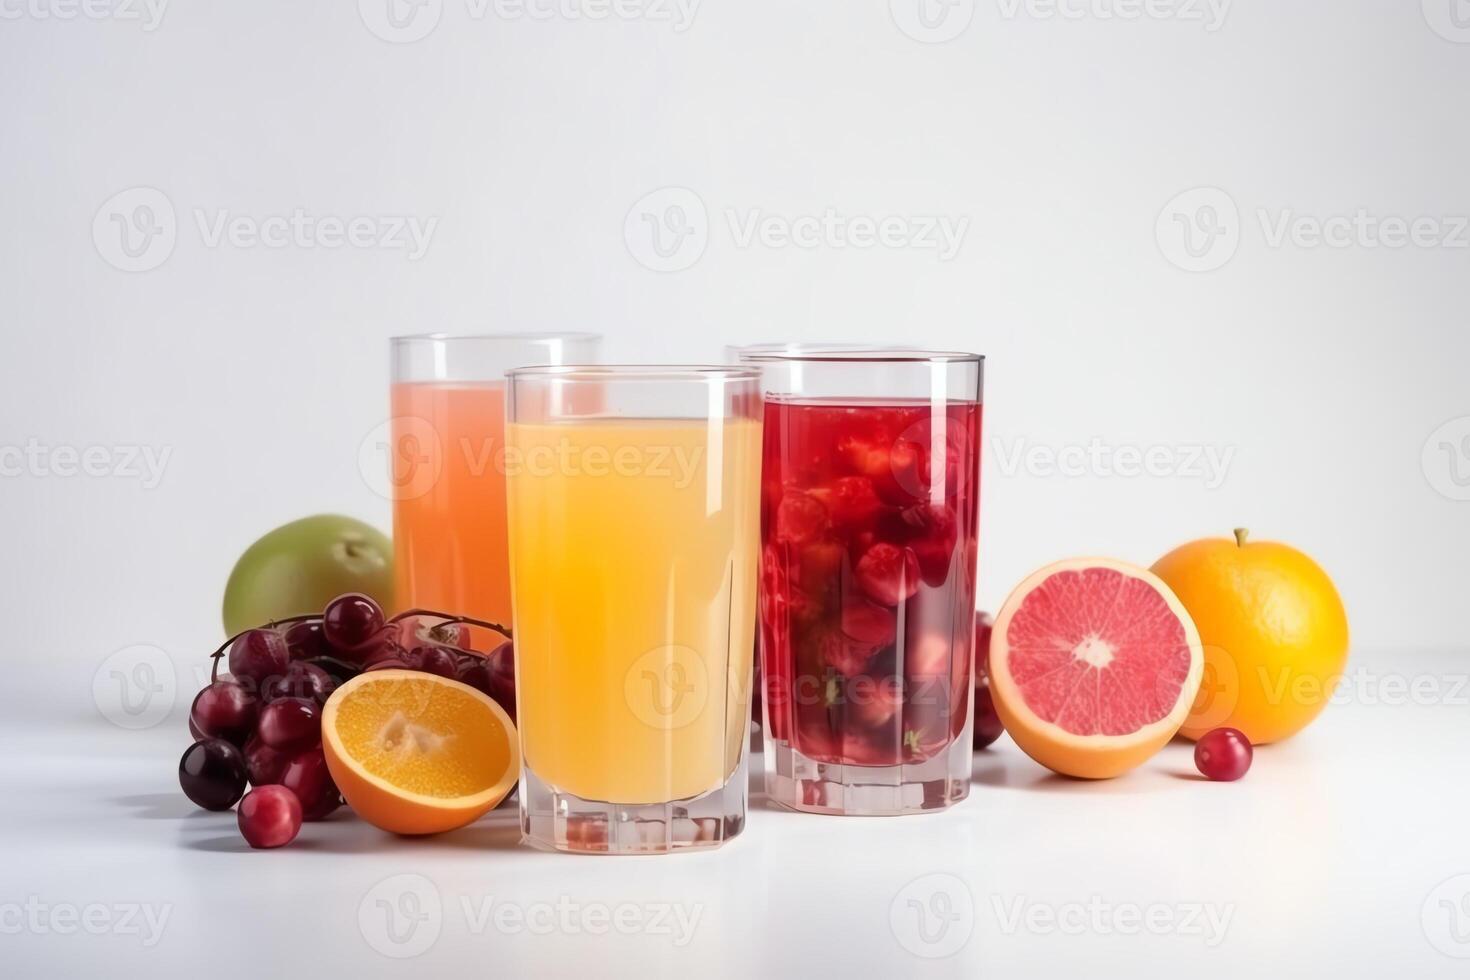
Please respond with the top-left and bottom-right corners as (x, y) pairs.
(322, 669), (521, 835)
(989, 557), (1203, 780)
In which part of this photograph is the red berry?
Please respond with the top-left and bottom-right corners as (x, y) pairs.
(237, 785), (302, 849)
(775, 490), (828, 545)
(256, 697), (320, 753)
(973, 613), (1004, 749)
(840, 599), (896, 646)
(1194, 728), (1253, 781)
(243, 733), (290, 786)
(189, 680), (258, 746)
(815, 629), (874, 678)
(817, 476), (882, 530)
(179, 739), (247, 811)
(797, 538), (846, 594)
(262, 662), (334, 704)
(322, 593), (384, 653)
(280, 747), (342, 821)
(900, 503), (958, 587)
(228, 629), (290, 685)
(846, 674), (900, 729)
(855, 543), (920, 606)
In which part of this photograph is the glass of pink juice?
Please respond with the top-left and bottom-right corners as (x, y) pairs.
(740, 346), (983, 815)
(388, 333), (601, 633)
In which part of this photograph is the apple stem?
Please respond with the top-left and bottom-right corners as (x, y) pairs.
(1233, 527), (1250, 547)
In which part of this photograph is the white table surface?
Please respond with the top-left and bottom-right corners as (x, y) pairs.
(6, 648), (1468, 978)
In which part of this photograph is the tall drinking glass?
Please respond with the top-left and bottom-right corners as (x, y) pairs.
(741, 347), (984, 815)
(506, 366), (762, 853)
(389, 333), (600, 634)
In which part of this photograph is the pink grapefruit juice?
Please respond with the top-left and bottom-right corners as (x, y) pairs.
(758, 398), (981, 767)
(390, 381), (513, 632)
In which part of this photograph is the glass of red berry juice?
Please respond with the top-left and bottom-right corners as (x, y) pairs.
(740, 347), (983, 815)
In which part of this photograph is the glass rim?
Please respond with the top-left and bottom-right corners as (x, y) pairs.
(736, 344), (983, 364)
(390, 331), (601, 345)
(507, 364), (760, 383)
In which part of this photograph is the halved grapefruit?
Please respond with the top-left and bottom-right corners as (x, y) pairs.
(989, 558), (1203, 779)
(322, 670), (519, 835)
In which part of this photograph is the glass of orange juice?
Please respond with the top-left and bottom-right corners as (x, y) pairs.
(506, 365), (762, 854)
(388, 333), (600, 635)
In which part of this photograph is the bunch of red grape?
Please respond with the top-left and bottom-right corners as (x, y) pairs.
(178, 592), (515, 848)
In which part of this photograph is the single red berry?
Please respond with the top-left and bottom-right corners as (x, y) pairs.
(238, 785), (303, 849)
(855, 542), (920, 606)
(1194, 727), (1253, 781)
(775, 490), (829, 545)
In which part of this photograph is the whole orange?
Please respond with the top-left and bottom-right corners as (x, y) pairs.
(1151, 529), (1348, 744)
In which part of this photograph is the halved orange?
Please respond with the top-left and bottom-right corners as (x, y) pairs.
(322, 670), (519, 835)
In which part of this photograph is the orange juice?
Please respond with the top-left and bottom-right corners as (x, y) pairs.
(390, 382), (512, 631)
(506, 417), (760, 805)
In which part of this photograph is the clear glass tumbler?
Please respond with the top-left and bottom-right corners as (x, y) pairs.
(506, 365), (762, 853)
(740, 347), (984, 815)
(388, 333), (600, 634)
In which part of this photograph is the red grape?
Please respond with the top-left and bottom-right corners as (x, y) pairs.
(413, 645), (458, 679)
(228, 629), (290, 685)
(237, 785), (302, 848)
(262, 662), (334, 704)
(256, 697), (320, 753)
(280, 747), (342, 821)
(855, 543), (920, 606)
(1194, 727), (1253, 781)
(190, 680), (257, 746)
(322, 593), (384, 654)
(775, 490), (829, 544)
(283, 619), (330, 662)
(179, 739), (247, 811)
(243, 733), (290, 786)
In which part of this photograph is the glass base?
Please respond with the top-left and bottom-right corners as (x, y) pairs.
(519, 756), (748, 855)
(763, 736), (970, 816)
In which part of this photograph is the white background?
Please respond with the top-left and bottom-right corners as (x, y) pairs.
(1, 2), (1468, 977)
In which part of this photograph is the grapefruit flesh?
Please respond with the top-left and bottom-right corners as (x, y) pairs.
(990, 558), (1203, 779)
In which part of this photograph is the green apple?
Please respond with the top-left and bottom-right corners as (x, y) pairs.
(223, 515), (393, 636)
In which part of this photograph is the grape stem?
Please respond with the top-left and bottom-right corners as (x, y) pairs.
(207, 609), (512, 683)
